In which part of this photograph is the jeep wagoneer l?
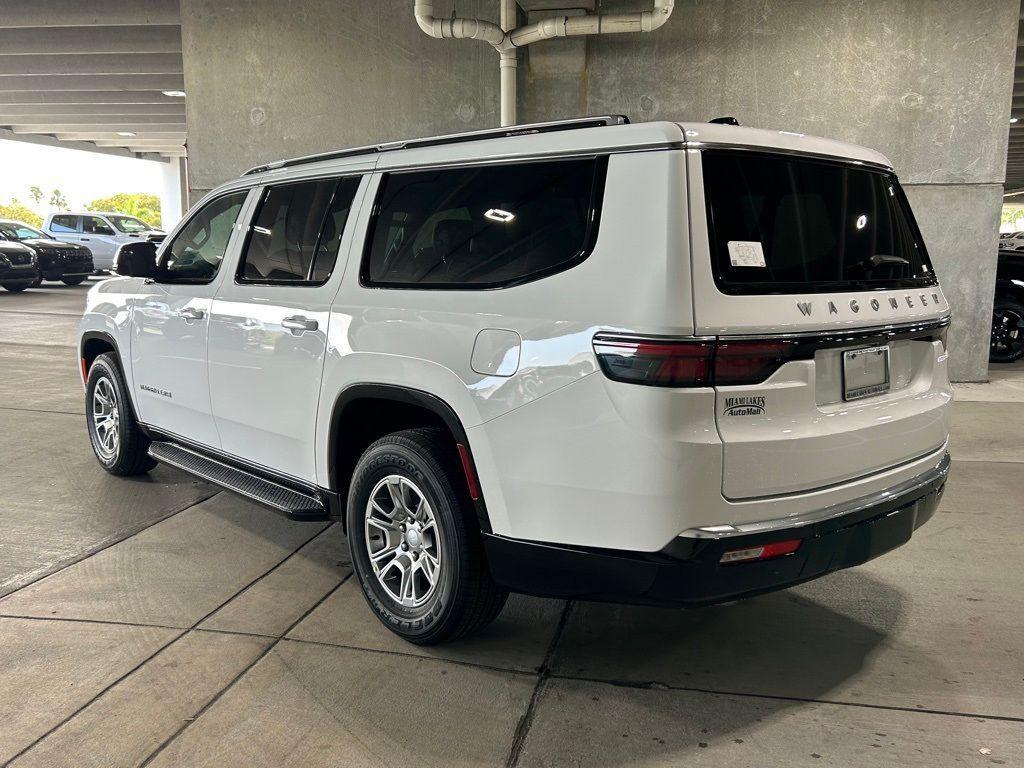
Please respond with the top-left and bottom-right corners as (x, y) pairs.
(78, 117), (951, 644)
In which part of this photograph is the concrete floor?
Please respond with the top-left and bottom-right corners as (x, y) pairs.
(1, 280), (1022, 767)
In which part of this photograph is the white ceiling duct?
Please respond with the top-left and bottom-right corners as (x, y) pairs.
(414, 0), (674, 126)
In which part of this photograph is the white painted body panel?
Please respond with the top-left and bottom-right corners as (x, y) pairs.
(78, 119), (952, 555)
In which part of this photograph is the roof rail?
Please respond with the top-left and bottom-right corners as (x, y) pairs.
(242, 115), (629, 176)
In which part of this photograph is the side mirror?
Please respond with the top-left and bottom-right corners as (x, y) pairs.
(114, 241), (158, 278)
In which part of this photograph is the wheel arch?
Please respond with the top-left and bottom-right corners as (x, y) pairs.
(81, 330), (120, 377)
(995, 278), (1024, 306)
(326, 383), (491, 533)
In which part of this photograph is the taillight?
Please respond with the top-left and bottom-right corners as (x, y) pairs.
(593, 335), (714, 387)
(593, 334), (796, 387)
(713, 340), (796, 386)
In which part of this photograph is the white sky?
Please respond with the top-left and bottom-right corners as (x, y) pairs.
(0, 138), (165, 215)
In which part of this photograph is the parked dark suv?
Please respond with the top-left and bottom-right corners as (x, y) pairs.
(0, 219), (93, 286)
(0, 238), (39, 292)
(992, 249), (1024, 363)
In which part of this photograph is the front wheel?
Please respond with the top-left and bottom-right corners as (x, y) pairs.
(62, 275), (87, 286)
(346, 428), (507, 645)
(85, 353), (157, 475)
(2, 281), (31, 292)
(990, 298), (1024, 363)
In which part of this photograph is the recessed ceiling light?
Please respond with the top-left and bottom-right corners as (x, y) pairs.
(162, 90), (186, 98)
(116, 131), (137, 137)
(1012, 117), (1019, 124)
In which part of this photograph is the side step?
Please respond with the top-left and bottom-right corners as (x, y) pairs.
(148, 441), (328, 521)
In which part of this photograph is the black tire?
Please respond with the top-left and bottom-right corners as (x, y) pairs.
(346, 428), (507, 645)
(62, 275), (87, 286)
(2, 282), (31, 292)
(990, 298), (1024, 363)
(85, 353), (157, 475)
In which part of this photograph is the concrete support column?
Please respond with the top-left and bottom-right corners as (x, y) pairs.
(158, 156), (186, 229)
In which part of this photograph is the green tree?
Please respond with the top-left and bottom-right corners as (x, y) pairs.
(49, 188), (69, 210)
(0, 198), (43, 227)
(28, 186), (43, 207)
(85, 193), (161, 229)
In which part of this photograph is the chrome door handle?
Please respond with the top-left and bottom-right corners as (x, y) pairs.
(176, 307), (205, 321)
(282, 315), (318, 333)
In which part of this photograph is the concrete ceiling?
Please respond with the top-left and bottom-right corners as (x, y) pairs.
(0, 0), (185, 162)
(1007, 6), (1024, 191)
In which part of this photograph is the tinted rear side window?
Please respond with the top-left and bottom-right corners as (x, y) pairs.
(702, 150), (935, 294)
(363, 157), (606, 289)
(238, 177), (360, 284)
(240, 179), (335, 282)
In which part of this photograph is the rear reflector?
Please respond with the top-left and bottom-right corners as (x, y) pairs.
(720, 538), (801, 565)
(456, 443), (480, 501)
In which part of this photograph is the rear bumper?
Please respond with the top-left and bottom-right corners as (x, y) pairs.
(484, 452), (949, 606)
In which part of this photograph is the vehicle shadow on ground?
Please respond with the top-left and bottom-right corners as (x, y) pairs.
(510, 570), (906, 764)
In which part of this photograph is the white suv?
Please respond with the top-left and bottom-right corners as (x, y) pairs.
(78, 117), (952, 644)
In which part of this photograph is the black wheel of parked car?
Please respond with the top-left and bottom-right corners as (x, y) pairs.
(346, 427), (508, 645)
(85, 353), (157, 476)
(62, 276), (87, 286)
(990, 298), (1024, 363)
(2, 282), (31, 292)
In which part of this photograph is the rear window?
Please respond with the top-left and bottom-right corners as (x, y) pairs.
(702, 150), (936, 294)
(362, 157), (607, 289)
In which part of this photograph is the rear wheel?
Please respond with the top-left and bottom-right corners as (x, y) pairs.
(2, 281), (31, 292)
(346, 428), (507, 645)
(62, 275), (87, 286)
(86, 353), (157, 475)
(990, 298), (1024, 363)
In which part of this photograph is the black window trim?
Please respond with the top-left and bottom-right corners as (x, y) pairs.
(701, 148), (939, 296)
(359, 154), (610, 291)
(154, 189), (252, 286)
(234, 175), (360, 287)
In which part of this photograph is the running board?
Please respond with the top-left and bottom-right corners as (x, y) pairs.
(148, 441), (328, 521)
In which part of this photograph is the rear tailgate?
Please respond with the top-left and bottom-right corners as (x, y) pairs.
(689, 147), (952, 501)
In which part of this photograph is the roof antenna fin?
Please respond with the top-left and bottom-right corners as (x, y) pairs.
(709, 116), (740, 126)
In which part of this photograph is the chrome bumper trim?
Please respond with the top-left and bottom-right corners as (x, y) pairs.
(679, 451), (951, 540)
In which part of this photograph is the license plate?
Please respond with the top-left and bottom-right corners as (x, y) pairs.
(842, 345), (890, 401)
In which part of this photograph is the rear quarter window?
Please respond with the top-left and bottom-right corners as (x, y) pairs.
(50, 215), (79, 233)
(702, 150), (936, 294)
(362, 156), (607, 289)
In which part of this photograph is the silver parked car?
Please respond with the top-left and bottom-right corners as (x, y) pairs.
(43, 211), (165, 272)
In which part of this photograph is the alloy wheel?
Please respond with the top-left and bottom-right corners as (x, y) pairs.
(991, 307), (1024, 360)
(364, 475), (443, 608)
(91, 377), (120, 460)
